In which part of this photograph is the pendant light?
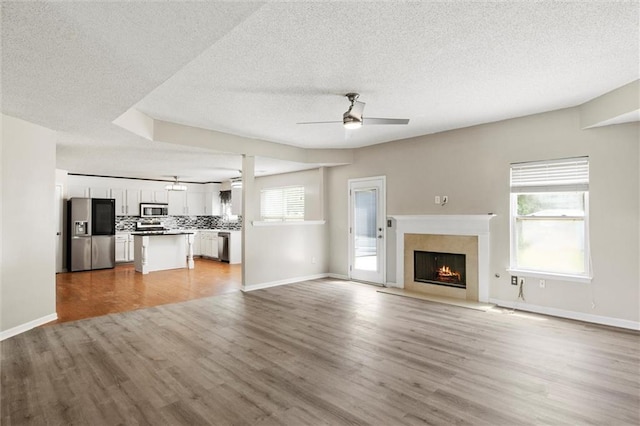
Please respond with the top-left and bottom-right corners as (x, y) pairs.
(165, 176), (187, 191)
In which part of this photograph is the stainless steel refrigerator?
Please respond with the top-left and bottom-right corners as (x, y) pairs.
(67, 198), (115, 271)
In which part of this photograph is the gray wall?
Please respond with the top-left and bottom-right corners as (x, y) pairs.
(327, 107), (639, 323)
(1, 115), (57, 334)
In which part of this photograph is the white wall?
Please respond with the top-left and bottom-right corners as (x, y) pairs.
(243, 168), (328, 289)
(1, 115), (57, 337)
(327, 107), (639, 324)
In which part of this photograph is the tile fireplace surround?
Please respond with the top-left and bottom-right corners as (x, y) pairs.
(389, 215), (495, 303)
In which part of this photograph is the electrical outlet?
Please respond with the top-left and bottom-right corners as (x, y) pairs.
(435, 195), (441, 204)
(311, 257), (317, 264)
(539, 279), (545, 288)
(511, 276), (518, 285)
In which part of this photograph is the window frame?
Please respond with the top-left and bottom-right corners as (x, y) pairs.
(509, 158), (592, 283)
(260, 185), (305, 222)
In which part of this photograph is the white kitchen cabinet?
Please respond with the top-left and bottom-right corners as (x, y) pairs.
(115, 236), (127, 262)
(168, 191), (187, 215)
(231, 187), (243, 216)
(200, 231), (212, 257)
(140, 189), (168, 204)
(211, 233), (219, 258)
(127, 236), (134, 261)
(116, 234), (132, 262)
(68, 185), (89, 198)
(139, 189), (153, 203)
(116, 233), (135, 262)
(111, 189), (141, 216)
(111, 189), (126, 215)
(154, 190), (168, 204)
(199, 231), (219, 258)
(89, 187), (110, 199)
(126, 190), (141, 216)
(168, 191), (205, 216)
(205, 191), (221, 216)
(187, 192), (205, 216)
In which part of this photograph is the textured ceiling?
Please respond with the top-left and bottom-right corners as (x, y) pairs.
(2, 2), (639, 181)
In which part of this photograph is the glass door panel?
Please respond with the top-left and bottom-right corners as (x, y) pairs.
(354, 189), (378, 271)
(349, 177), (385, 284)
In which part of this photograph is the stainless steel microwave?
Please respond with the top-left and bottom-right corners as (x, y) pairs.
(140, 203), (169, 217)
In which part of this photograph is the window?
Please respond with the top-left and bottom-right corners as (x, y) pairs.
(260, 186), (304, 222)
(219, 190), (237, 221)
(510, 157), (590, 279)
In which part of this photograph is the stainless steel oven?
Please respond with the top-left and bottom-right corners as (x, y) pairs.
(140, 203), (169, 217)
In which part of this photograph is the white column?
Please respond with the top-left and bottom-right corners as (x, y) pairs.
(241, 155), (255, 291)
(186, 233), (194, 269)
(141, 236), (149, 274)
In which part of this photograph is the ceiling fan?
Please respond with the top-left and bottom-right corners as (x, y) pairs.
(297, 93), (409, 129)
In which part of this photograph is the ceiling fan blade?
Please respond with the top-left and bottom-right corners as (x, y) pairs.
(296, 120), (342, 125)
(363, 117), (410, 125)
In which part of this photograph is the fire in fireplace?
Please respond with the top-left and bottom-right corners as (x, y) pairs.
(414, 250), (466, 289)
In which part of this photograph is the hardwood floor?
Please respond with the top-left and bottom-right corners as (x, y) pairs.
(2, 278), (639, 425)
(54, 259), (242, 323)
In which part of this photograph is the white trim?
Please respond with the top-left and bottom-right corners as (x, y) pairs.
(506, 268), (592, 284)
(390, 214), (495, 303)
(328, 273), (349, 280)
(348, 176), (387, 284)
(242, 273), (329, 292)
(0, 313), (58, 341)
(490, 298), (639, 331)
(252, 220), (326, 227)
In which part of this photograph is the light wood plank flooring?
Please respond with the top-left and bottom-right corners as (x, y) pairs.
(2, 279), (639, 425)
(55, 259), (242, 323)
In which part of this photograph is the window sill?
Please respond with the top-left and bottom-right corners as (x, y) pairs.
(507, 268), (592, 284)
(252, 220), (326, 227)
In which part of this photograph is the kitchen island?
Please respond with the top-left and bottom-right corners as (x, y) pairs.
(132, 231), (195, 274)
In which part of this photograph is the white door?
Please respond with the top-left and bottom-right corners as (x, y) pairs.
(55, 184), (65, 272)
(349, 176), (386, 284)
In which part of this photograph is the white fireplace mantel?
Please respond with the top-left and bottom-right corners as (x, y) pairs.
(389, 214), (495, 302)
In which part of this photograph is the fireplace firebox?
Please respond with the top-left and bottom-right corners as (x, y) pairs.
(414, 251), (466, 289)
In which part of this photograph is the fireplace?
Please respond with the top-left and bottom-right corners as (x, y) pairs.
(414, 251), (466, 289)
(392, 215), (495, 302)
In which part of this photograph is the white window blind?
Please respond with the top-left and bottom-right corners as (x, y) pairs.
(509, 156), (591, 279)
(260, 186), (304, 221)
(511, 157), (589, 193)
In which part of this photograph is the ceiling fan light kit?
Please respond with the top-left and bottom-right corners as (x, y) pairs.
(343, 116), (362, 129)
(165, 176), (187, 191)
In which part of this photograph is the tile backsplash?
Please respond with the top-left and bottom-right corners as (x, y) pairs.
(116, 215), (242, 231)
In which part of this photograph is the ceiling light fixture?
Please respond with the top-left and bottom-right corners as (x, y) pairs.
(165, 176), (187, 191)
(343, 93), (363, 129)
(343, 116), (362, 129)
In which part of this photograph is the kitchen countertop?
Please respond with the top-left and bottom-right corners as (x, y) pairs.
(130, 231), (196, 236)
(118, 229), (240, 235)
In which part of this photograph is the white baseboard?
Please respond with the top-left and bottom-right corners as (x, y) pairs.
(489, 298), (640, 331)
(242, 273), (330, 292)
(0, 312), (58, 341)
(327, 273), (349, 280)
